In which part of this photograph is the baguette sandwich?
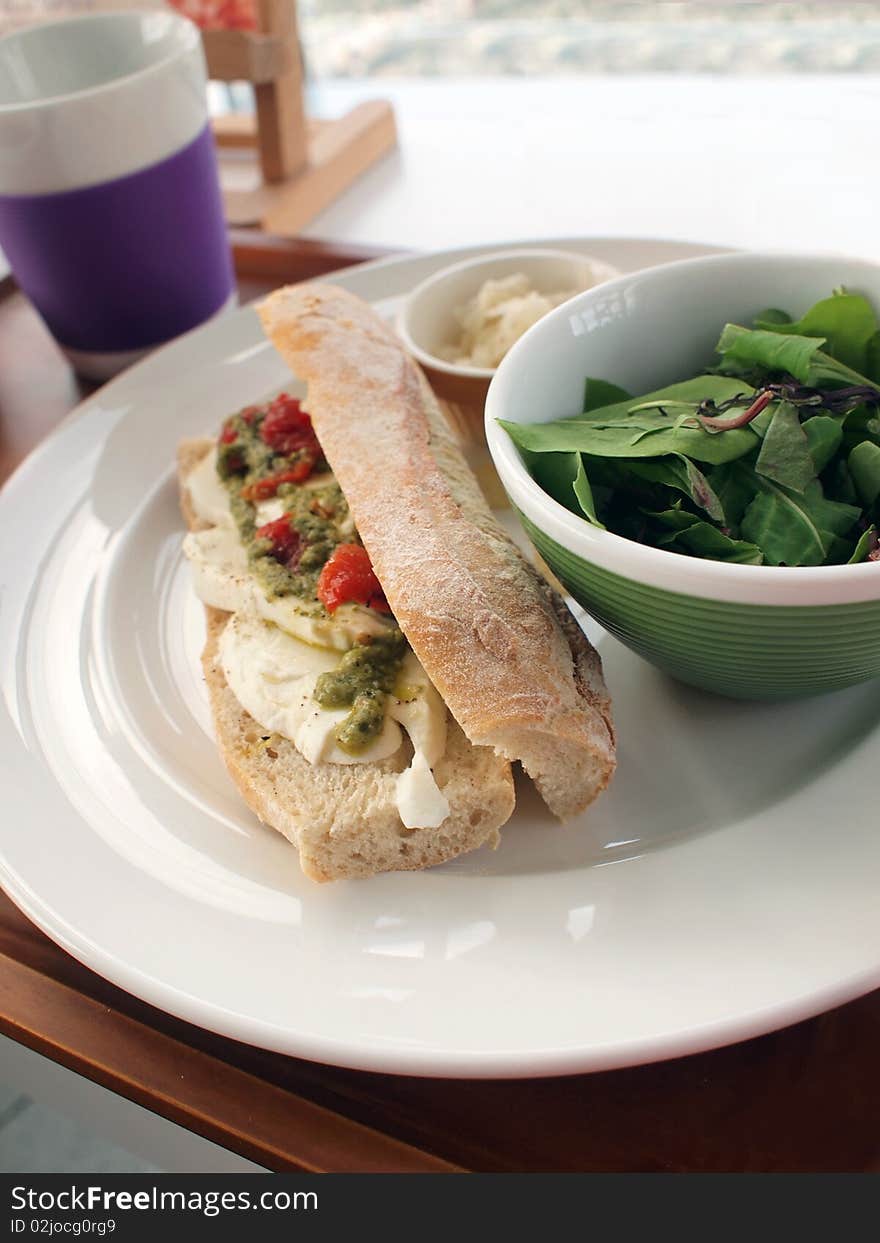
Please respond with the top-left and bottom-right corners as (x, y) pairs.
(179, 284), (615, 881)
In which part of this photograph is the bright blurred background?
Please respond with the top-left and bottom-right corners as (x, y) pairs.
(2, 2), (880, 78)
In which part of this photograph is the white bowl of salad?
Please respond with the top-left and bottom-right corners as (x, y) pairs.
(485, 250), (880, 699)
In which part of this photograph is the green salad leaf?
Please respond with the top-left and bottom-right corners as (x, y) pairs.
(716, 323), (876, 390)
(716, 325), (828, 386)
(753, 307), (792, 327)
(583, 378), (631, 412)
(520, 448), (581, 515)
(739, 477), (860, 567)
(849, 440), (880, 507)
(499, 377), (763, 465)
(501, 287), (880, 567)
(572, 457), (605, 527)
(656, 520), (764, 565)
(754, 400), (816, 493)
(865, 333), (880, 384)
(802, 416), (843, 473)
(754, 291), (878, 375)
(849, 525), (879, 564)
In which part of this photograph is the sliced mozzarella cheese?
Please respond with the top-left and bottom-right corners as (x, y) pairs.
(219, 612), (403, 767)
(186, 447), (282, 530)
(390, 652), (447, 768)
(186, 456), (391, 649)
(294, 698), (402, 767)
(256, 594), (391, 650)
(254, 498), (286, 525)
(186, 447), (233, 528)
(396, 753), (450, 830)
(389, 652), (450, 828)
(182, 528), (252, 613)
(219, 613), (450, 825)
(186, 529), (392, 651)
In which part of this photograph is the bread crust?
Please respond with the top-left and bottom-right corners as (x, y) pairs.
(258, 285), (616, 818)
(178, 439), (514, 882)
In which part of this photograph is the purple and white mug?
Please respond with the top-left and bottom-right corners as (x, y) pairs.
(0, 10), (235, 379)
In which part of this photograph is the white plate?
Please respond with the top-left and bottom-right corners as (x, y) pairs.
(2, 237), (879, 1080)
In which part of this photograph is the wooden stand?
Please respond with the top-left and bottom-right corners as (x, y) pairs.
(202, 0), (396, 235)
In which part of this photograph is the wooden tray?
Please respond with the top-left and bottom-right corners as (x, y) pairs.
(0, 234), (877, 1173)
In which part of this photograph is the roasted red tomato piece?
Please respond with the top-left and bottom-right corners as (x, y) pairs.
(260, 394), (320, 457)
(317, 544), (391, 614)
(255, 515), (302, 568)
(240, 457), (317, 500)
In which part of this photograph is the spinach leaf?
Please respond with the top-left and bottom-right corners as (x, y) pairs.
(848, 525), (879, 564)
(709, 461), (758, 529)
(825, 534), (860, 565)
(740, 488), (828, 566)
(866, 331), (880, 385)
(625, 454), (725, 522)
(748, 403), (777, 440)
(849, 440), (880, 507)
(802, 416), (843, 473)
(797, 481), (862, 537)
(520, 448), (582, 515)
(754, 400), (816, 494)
(716, 324), (873, 389)
(755, 292), (878, 374)
(753, 308), (792, 327)
(572, 457), (605, 528)
(583, 377), (631, 413)
(502, 414), (759, 465)
(655, 520), (764, 564)
(643, 507), (703, 533)
(740, 478), (860, 566)
(716, 324), (827, 384)
(498, 376), (762, 465)
(842, 404), (880, 453)
(822, 456), (859, 505)
(574, 375), (755, 424)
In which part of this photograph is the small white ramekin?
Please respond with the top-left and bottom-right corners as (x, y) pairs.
(397, 247), (620, 409)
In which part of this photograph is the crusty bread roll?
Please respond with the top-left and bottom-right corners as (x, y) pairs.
(179, 439), (515, 882)
(258, 284), (616, 819)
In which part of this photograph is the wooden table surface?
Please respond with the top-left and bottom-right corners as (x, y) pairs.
(0, 233), (877, 1174)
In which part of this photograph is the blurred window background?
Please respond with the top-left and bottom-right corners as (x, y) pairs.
(2, 2), (880, 79)
(297, 1), (880, 78)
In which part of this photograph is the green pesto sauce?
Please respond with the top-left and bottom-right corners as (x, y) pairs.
(246, 487), (343, 602)
(283, 481), (349, 598)
(217, 413), (275, 482)
(217, 413), (345, 601)
(218, 403), (404, 754)
(249, 544), (301, 600)
(228, 488), (256, 543)
(314, 630), (407, 753)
